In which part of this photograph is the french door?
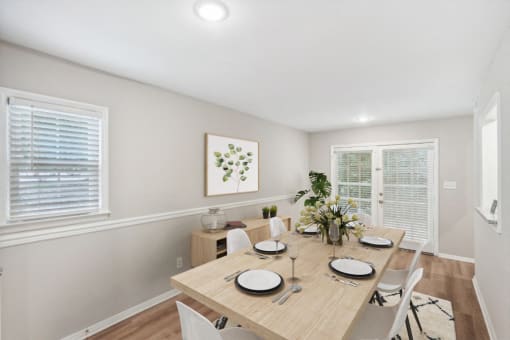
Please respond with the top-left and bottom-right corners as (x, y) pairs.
(331, 140), (438, 253)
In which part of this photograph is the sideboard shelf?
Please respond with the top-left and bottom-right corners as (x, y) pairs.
(191, 216), (291, 267)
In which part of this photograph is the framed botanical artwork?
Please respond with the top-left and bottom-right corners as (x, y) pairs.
(205, 133), (259, 196)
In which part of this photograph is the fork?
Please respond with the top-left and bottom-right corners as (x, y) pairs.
(324, 273), (358, 287)
(245, 251), (269, 259)
(224, 269), (250, 282)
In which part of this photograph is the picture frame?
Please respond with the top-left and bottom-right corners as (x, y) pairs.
(205, 133), (259, 196)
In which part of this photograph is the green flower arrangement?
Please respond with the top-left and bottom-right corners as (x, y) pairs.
(295, 195), (364, 245)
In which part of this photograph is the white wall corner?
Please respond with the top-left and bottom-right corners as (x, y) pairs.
(472, 276), (497, 340)
(437, 253), (475, 263)
(61, 289), (181, 340)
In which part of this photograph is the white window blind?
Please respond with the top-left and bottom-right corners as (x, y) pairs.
(7, 97), (103, 221)
(382, 147), (434, 243)
(335, 150), (372, 215)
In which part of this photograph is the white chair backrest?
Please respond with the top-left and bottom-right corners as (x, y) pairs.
(226, 229), (252, 254)
(388, 268), (424, 339)
(406, 241), (426, 282)
(270, 217), (287, 238)
(358, 213), (373, 227)
(176, 301), (223, 340)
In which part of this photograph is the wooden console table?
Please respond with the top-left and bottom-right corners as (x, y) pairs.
(191, 216), (291, 267)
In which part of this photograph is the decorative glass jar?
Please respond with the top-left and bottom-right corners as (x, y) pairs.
(201, 208), (226, 232)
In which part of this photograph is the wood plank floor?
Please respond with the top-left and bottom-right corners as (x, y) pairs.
(89, 250), (488, 340)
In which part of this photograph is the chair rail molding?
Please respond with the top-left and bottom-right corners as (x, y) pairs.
(0, 194), (294, 249)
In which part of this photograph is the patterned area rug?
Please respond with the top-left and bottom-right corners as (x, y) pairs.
(382, 291), (456, 340)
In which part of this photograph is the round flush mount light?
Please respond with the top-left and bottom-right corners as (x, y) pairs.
(194, 0), (229, 22)
(355, 115), (373, 124)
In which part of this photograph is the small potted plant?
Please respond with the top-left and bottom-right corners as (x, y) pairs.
(270, 205), (278, 218)
(262, 206), (270, 219)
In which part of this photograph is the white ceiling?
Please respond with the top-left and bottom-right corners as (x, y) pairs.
(1, 0), (509, 132)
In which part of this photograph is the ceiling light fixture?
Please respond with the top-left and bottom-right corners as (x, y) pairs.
(194, 0), (229, 22)
(355, 115), (373, 123)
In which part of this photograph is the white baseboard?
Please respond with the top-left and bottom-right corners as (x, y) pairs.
(61, 289), (181, 340)
(472, 276), (497, 340)
(437, 253), (475, 263)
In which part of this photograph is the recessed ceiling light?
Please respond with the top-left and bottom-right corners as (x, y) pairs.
(355, 115), (373, 123)
(194, 0), (229, 22)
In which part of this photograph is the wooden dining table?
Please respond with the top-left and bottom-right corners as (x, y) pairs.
(171, 227), (405, 340)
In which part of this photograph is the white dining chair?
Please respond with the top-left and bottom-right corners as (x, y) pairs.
(349, 268), (424, 340)
(374, 241), (426, 332)
(226, 229), (252, 254)
(269, 217), (287, 238)
(358, 213), (373, 227)
(176, 301), (262, 340)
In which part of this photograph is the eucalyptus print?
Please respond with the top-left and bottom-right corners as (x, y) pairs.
(214, 144), (253, 192)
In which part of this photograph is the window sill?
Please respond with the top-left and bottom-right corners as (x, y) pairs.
(475, 207), (500, 232)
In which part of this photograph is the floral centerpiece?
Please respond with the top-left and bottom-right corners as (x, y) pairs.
(294, 171), (364, 245)
(295, 195), (364, 245)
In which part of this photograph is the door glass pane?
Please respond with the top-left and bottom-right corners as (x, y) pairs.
(382, 147), (434, 245)
(335, 151), (372, 216)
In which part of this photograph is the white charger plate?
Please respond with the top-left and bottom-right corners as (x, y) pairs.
(360, 236), (393, 247)
(235, 269), (283, 293)
(329, 258), (374, 277)
(303, 225), (319, 234)
(254, 240), (286, 253)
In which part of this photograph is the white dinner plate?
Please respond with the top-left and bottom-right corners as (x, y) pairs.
(303, 225), (319, 234)
(330, 258), (374, 276)
(360, 236), (393, 247)
(254, 240), (286, 253)
(236, 269), (283, 293)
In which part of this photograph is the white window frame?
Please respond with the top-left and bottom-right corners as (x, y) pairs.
(475, 92), (501, 233)
(331, 139), (439, 254)
(0, 87), (110, 228)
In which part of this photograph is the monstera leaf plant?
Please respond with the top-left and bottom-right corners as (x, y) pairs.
(214, 144), (253, 192)
(294, 171), (332, 207)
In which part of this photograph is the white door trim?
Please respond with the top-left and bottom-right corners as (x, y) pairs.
(330, 138), (439, 255)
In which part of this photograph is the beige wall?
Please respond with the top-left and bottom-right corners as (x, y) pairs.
(309, 116), (474, 258)
(0, 42), (309, 339)
(473, 27), (510, 340)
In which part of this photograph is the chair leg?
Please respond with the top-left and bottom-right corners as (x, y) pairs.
(215, 315), (228, 329)
(369, 292), (376, 304)
(374, 291), (384, 306)
(405, 316), (413, 340)
(410, 300), (423, 333)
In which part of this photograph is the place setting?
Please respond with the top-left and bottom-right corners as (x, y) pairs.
(359, 235), (394, 248)
(233, 236), (302, 306)
(253, 232), (287, 256)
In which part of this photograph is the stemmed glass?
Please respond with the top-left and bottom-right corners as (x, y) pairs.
(287, 238), (299, 282)
(329, 223), (340, 259)
(274, 232), (281, 258)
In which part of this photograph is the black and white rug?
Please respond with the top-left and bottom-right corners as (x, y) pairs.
(382, 291), (456, 340)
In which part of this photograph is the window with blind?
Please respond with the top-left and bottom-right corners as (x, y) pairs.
(382, 147), (435, 243)
(334, 150), (372, 216)
(1, 89), (108, 223)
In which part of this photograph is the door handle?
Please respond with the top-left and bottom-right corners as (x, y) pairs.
(378, 200), (384, 204)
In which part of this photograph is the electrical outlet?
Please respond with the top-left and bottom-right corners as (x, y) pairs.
(176, 257), (183, 269)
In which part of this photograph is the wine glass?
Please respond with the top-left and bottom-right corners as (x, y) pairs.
(329, 223), (340, 259)
(274, 232), (281, 258)
(287, 238), (299, 282)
